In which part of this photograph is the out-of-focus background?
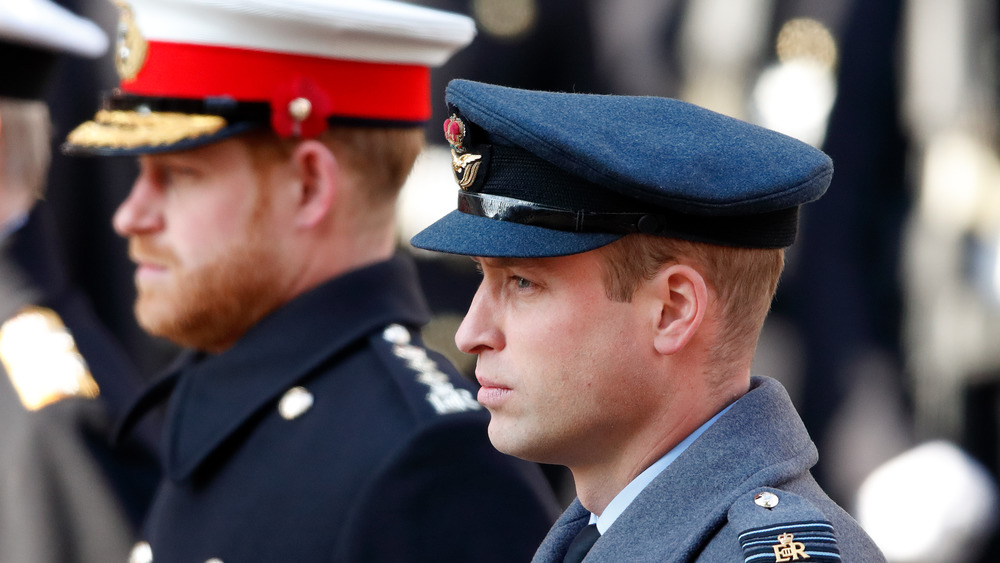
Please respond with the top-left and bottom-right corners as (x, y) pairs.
(38, 1), (1000, 561)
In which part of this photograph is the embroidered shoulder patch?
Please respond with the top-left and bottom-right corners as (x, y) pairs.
(382, 324), (481, 415)
(0, 306), (99, 410)
(739, 521), (841, 562)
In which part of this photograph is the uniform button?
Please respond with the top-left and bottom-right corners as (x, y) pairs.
(383, 323), (410, 345)
(754, 491), (780, 509)
(129, 541), (153, 563)
(278, 386), (314, 420)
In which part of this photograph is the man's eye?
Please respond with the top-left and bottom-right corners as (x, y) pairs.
(161, 165), (199, 186)
(514, 277), (533, 290)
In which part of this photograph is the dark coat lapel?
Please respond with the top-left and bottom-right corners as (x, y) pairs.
(165, 255), (431, 482)
(116, 255), (431, 483)
(532, 499), (591, 562)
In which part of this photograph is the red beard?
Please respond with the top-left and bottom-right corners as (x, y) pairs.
(129, 227), (285, 353)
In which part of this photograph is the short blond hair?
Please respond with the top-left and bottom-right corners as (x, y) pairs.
(597, 234), (784, 372)
(0, 98), (51, 200)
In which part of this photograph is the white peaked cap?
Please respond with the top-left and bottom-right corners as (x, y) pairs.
(63, 0), (476, 154)
(128, 0), (476, 67)
(0, 0), (108, 58)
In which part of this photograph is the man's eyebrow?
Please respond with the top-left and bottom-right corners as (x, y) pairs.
(474, 257), (524, 269)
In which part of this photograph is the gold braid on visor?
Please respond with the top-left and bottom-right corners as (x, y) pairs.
(66, 109), (228, 149)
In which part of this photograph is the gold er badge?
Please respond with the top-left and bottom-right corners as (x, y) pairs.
(772, 533), (810, 562)
(443, 114), (482, 190)
(114, 0), (148, 81)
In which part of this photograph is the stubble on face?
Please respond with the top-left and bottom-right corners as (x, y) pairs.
(130, 187), (286, 353)
(470, 252), (657, 468)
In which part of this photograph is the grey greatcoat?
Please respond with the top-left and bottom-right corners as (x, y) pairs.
(0, 208), (158, 562)
(532, 376), (886, 562)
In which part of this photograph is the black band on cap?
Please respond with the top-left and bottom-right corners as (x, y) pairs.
(106, 93), (427, 129)
(457, 191), (799, 248)
(106, 92), (272, 122)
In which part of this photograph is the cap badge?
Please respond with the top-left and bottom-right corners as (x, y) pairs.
(444, 114), (468, 151)
(114, 1), (148, 82)
(444, 115), (482, 190)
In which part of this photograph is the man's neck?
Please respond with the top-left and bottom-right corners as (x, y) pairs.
(569, 381), (748, 515)
(570, 411), (706, 514)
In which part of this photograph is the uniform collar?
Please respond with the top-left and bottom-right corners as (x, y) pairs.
(535, 376), (818, 561)
(589, 376), (817, 559)
(591, 402), (735, 534)
(118, 254), (430, 482)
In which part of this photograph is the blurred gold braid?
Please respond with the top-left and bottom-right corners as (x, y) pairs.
(66, 110), (227, 149)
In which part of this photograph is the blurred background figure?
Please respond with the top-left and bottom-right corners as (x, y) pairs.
(890, 0), (1000, 560)
(0, 0), (157, 561)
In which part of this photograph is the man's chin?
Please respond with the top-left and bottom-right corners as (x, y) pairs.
(488, 422), (532, 459)
(135, 299), (181, 342)
(135, 295), (203, 348)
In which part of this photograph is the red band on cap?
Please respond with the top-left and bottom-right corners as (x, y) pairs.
(121, 41), (431, 122)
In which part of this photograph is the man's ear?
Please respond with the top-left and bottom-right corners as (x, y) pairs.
(289, 139), (339, 228)
(650, 263), (708, 356)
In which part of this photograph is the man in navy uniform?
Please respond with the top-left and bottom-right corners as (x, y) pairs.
(411, 80), (887, 562)
(0, 1), (158, 561)
(63, 1), (559, 561)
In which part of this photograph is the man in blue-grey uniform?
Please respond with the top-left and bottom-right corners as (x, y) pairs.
(411, 80), (887, 562)
(62, 1), (559, 561)
(0, 2), (158, 561)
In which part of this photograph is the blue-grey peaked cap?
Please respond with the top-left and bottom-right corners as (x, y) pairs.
(410, 80), (833, 258)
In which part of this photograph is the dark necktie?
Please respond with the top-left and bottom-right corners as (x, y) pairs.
(563, 523), (600, 563)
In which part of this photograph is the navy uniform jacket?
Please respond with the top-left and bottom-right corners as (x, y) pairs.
(533, 377), (886, 562)
(0, 206), (158, 562)
(118, 254), (560, 562)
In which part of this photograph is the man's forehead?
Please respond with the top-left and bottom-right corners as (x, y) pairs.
(474, 256), (533, 269)
(138, 136), (245, 164)
(473, 253), (595, 271)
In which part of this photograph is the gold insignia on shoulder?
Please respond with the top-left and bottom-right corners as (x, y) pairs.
(0, 307), (99, 411)
(114, 0), (148, 81)
(772, 533), (810, 562)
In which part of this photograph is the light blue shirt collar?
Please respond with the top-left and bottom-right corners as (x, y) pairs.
(589, 403), (734, 534)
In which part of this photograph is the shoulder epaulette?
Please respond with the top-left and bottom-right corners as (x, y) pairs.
(0, 306), (99, 410)
(375, 323), (481, 416)
(730, 488), (841, 562)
